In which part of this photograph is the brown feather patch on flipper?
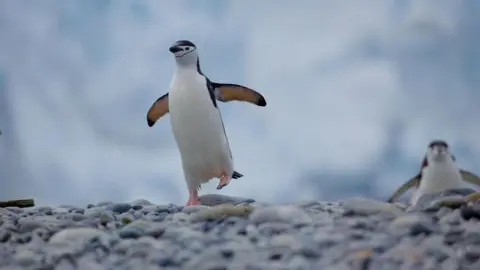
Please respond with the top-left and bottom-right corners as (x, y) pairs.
(386, 174), (421, 203)
(146, 93), (169, 127)
(460, 169), (480, 187)
(211, 82), (267, 107)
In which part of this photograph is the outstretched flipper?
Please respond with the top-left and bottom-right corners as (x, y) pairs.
(464, 192), (480, 203)
(386, 174), (421, 203)
(459, 170), (480, 203)
(460, 169), (480, 186)
(146, 93), (169, 127)
(212, 82), (267, 107)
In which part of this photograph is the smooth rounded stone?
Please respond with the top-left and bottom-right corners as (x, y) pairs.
(460, 245), (480, 263)
(116, 220), (152, 239)
(12, 248), (42, 267)
(182, 205), (210, 214)
(312, 231), (345, 248)
(257, 222), (293, 237)
(191, 204), (254, 222)
(96, 201), (114, 207)
(120, 237), (168, 258)
(182, 246), (232, 269)
(436, 207), (453, 219)
(130, 199), (153, 206)
(0, 230), (12, 243)
(461, 224), (480, 246)
(168, 212), (191, 223)
(143, 212), (168, 222)
(198, 194), (255, 206)
(111, 203), (132, 214)
(17, 219), (48, 234)
(162, 226), (204, 246)
(51, 207), (70, 214)
(249, 205), (312, 225)
(294, 200), (329, 210)
(49, 227), (112, 246)
(140, 205), (171, 214)
(341, 197), (404, 216)
(5, 207), (23, 214)
(389, 213), (437, 236)
(421, 235), (457, 262)
(439, 209), (462, 226)
(19, 216), (60, 233)
(442, 227), (464, 246)
(84, 208), (105, 219)
(288, 255), (312, 270)
(68, 207), (85, 215)
(99, 211), (115, 225)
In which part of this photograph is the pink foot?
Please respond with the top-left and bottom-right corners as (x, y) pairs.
(216, 174), (231, 190)
(185, 190), (201, 206)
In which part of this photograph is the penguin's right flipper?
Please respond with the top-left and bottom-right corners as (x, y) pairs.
(460, 169), (480, 186)
(146, 93), (169, 127)
(212, 82), (267, 107)
(386, 174), (421, 203)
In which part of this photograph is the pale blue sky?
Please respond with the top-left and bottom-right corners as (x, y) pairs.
(1, 0), (479, 206)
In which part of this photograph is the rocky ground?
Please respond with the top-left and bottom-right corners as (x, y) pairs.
(1, 190), (480, 270)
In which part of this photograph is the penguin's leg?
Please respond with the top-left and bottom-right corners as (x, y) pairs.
(184, 170), (202, 206)
(186, 189), (201, 206)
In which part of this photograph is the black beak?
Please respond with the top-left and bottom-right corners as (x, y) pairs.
(169, 46), (182, 53)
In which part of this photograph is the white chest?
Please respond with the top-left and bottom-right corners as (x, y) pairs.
(419, 163), (464, 193)
(167, 69), (225, 147)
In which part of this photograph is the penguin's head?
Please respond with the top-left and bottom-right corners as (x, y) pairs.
(426, 140), (455, 163)
(169, 40), (198, 67)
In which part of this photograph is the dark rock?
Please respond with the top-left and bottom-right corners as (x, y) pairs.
(111, 203), (131, 214)
(460, 205), (480, 221)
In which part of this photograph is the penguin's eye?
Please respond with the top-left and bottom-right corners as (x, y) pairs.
(185, 47), (190, 51)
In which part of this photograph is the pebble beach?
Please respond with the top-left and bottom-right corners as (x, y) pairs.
(1, 190), (480, 270)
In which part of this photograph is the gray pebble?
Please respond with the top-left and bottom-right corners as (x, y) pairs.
(111, 203), (131, 214)
(199, 194), (255, 206)
(49, 227), (112, 247)
(389, 213), (436, 236)
(342, 197), (404, 216)
(182, 205), (210, 214)
(99, 211), (115, 225)
(249, 205), (312, 225)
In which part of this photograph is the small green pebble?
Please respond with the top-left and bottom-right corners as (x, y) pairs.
(122, 217), (132, 224)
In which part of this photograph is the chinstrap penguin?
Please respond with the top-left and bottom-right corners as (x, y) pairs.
(146, 40), (267, 206)
(386, 140), (480, 205)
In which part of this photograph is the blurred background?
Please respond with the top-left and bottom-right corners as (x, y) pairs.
(1, 0), (479, 206)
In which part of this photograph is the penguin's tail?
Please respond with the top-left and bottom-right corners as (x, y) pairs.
(232, 171), (243, 179)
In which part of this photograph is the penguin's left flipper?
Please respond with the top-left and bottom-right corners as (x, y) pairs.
(464, 192), (480, 203)
(146, 93), (169, 127)
(386, 174), (420, 203)
(212, 83), (267, 107)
